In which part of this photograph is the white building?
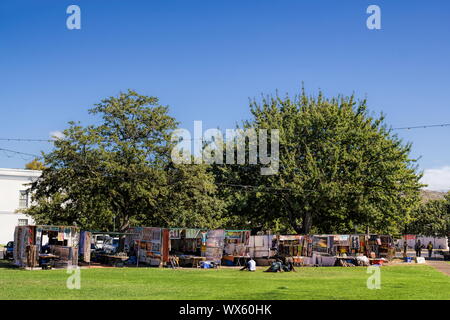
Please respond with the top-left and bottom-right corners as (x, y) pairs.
(0, 168), (42, 244)
(397, 236), (449, 251)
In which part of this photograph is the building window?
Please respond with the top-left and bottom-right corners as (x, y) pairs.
(18, 219), (28, 226)
(19, 190), (29, 208)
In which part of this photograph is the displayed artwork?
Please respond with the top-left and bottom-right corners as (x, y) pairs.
(312, 236), (328, 253)
(185, 229), (201, 239)
(169, 229), (181, 239)
(351, 236), (360, 249)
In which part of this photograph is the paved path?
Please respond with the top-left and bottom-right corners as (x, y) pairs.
(426, 260), (450, 276)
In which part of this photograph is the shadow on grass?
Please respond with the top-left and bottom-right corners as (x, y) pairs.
(0, 259), (19, 269)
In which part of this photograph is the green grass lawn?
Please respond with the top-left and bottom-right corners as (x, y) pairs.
(0, 261), (449, 300)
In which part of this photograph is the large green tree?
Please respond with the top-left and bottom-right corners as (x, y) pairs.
(214, 89), (423, 234)
(407, 195), (450, 237)
(26, 90), (224, 231)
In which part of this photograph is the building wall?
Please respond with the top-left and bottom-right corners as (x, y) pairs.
(395, 236), (449, 250)
(0, 168), (41, 244)
(0, 212), (33, 244)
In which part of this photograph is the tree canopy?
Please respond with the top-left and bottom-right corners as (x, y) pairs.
(25, 90), (224, 231)
(214, 89), (424, 234)
(26, 88), (425, 236)
(407, 195), (450, 237)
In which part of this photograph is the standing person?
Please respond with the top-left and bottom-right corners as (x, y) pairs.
(415, 240), (422, 257)
(427, 241), (433, 258)
(403, 240), (408, 258)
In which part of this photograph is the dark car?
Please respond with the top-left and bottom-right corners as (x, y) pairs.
(4, 241), (14, 260)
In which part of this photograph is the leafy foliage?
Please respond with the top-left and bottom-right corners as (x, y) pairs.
(408, 195), (450, 237)
(214, 89), (423, 234)
(25, 90), (224, 231)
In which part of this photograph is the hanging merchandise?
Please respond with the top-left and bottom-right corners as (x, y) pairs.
(254, 236), (264, 247)
(307, 237), (313, 257)
(152, 229), (161, 241)
(151, 242), (161, 253)
(339, 235), (349, 246)
(185, 229), (200, 239)
(243, 231), (251, 245)
(169, 229), (181, 239)
(202, 229), (225, 262)
(36, 228), (42, 249)
(359, 235), (366, 253)
(351, 236), (360, 249)
(328, 236), (335, 255)
(312, 236), (328, 253)
(301, 237), (308, 256)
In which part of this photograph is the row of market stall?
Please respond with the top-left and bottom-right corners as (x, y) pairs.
(12, 225), (396, 269)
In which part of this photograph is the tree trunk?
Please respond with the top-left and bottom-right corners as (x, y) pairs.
(300, 211), (312, 234)
(292, 223), (303, 234)
(120, 215), (130, 233)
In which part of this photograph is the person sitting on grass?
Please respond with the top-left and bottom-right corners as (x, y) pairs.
(240, 258), (256, 271)
(264, 259), (284, 272)
(282, 256), (296, 272)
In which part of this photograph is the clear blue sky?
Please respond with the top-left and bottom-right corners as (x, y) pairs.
(1, 1), (449, 188)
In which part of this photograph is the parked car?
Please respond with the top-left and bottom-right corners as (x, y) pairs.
(94, 235), (111, 250)
(102, 238), (119, 254)
(4, 241), (14, 260)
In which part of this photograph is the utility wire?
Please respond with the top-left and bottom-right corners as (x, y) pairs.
(0, 147), (40, 159)
(392, 123), (450, 130)
(0, 121), (449, 143)
(215, 182), (392, 195)
(0, 138), (52, 142)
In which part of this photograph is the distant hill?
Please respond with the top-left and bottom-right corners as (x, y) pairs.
(420, 190), (446, 203)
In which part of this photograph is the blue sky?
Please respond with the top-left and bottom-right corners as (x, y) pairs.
(1, 1), (450, 189)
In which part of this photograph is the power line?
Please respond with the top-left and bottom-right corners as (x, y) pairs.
(0, 148), (40, 159)
(0, 138), (52, 142)
(215, 182), (393, 195)
(392, 123), (450, 130)
(0, 120), (449, 142)
(216, 183), (292, 192)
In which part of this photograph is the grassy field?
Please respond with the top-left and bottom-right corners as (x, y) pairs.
(0, 261), (449, 300)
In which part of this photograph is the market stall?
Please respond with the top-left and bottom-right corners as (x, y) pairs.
(248, 234), (275, 258)
(125, 227), (169, 267)
(373, 234), (395, 260)
(222, 230), (251, 266)
(169, 228), (205, 267)
(201, 229), (225, 265)
(87, 231), (139, 266)
(271, 233), (394, 267)
(13, 225), (79, 269)
(275, 235), (315, 265)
